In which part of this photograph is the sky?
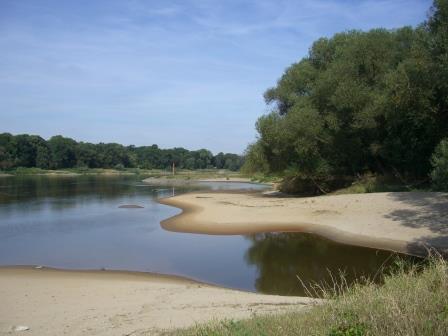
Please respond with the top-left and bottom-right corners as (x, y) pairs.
(0, 0), (432, 154)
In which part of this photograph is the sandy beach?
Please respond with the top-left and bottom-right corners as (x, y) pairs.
(0, 267), (316, 336)
(2, 189), (447, 335)
(160, 191), (448, 256)
(142, 176), (270, 187)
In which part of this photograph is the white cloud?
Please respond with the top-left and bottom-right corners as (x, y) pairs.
(0, 0), (432, 152)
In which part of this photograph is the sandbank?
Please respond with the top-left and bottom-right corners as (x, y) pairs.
(160, 191), (448, 256)
(0, 267), (316, 336)
(143, 176), (268, 187)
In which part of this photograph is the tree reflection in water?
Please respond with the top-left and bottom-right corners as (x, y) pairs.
(244, 232), (416, 296)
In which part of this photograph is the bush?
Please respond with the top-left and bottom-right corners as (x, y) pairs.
(430, 138), (448, 190)
(241, 142), (269, 175)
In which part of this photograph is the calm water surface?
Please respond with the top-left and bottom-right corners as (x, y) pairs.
(0, 175), (413, 296)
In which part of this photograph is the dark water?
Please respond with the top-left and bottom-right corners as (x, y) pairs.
(0, 175), (414, 296)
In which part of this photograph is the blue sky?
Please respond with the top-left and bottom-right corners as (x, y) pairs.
(0, 0), (431, 154)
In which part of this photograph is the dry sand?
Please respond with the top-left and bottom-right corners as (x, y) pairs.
(160, 191), (448, 255)
(3, 190), (447, 335)
(197, 177), (262, 183)
(143, 176), (270, 187)
(0, 267), (316, 336)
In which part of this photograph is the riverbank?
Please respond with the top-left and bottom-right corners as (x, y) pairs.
(160, 191), (448, 256)
(0, 167), (244, 179)
(142, 176), (260, 186)
(0, 267), (316, 336)
(173, 257), (448, 336)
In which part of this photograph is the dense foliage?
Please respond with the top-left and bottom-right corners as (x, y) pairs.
(243, 0), (448, 190)
(0, 133), (243, 171)
(431, 138), (448, 190)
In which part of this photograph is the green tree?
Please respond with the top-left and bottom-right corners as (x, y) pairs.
(245, 0), (448, 190)
(48, 135), (77, 169)
(431, 138), (448, 190)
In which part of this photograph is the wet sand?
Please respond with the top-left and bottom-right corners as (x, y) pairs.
(0, 267), (316, 336)
(160, 191), (448, 256)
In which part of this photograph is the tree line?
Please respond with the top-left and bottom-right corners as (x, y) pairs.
(0, 133), (244, 171)
(243, 0), (448, 191)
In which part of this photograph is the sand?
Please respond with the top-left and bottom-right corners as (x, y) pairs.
(143, 176), (270, 187)
(0, 267), (316, 336)
(160, 191), (448, 255)
(198, 177), (263, 183)
(3, 189), (447, 335)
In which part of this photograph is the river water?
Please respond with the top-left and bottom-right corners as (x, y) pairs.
(0, 175), (414, 296)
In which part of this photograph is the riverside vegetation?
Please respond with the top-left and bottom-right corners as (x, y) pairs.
(172, 257), (447, 336)
(0, 133), (243, 172)
(242, 0), (448, 194)
(169, 1), (448, 335)
(2, 1), (448, 335)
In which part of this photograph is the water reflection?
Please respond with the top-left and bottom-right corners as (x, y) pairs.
(0, 175), (417, 296)
(245, 232), (413, 296)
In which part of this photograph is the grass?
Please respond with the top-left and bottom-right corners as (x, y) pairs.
(0, 167), (243, 179)
(168, 257), (448, 336)
(1, 167), (131, 175)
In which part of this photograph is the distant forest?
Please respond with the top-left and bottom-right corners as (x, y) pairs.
(0, 133), (243, 171)
(243, 0), (448, 190)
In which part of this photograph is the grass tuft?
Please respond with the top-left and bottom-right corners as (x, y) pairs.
(167, 256), (448, 336)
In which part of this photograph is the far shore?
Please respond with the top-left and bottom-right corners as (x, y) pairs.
(160, 191), (448, 256)
(0, 266), (316, 336)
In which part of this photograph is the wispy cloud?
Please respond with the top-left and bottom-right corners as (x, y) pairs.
(0, 0), (431, 152)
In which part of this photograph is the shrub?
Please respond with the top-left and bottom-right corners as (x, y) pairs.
(430, 138), (448, 190)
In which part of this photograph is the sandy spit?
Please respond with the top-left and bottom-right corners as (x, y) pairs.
(143, 176), (269, 187)
(160, 191), (448, 256)
(0, 267), (316, 336)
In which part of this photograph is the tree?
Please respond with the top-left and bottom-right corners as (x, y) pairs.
(244, 0), (448, 189)
(0, 133), (244, 171)
(48, 136), (77, 169)
(431, 138), (448, 190)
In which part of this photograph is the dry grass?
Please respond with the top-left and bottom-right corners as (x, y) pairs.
(167, 257), (448, 336)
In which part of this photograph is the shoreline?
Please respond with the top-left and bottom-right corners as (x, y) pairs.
(159, 191), (448, 256)
(0, 266), (316, 336)
(142, 176), (270, 187)
(3, 183), (447, 335)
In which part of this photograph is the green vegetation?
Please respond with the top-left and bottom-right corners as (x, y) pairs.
(243, 0), (448, 193)
(0, 166), (244, 180)
(171, 257), (448, 336)
(431, 138), (448, 190)
(329, 174), (428, 195)
(0, 133), (243, 172)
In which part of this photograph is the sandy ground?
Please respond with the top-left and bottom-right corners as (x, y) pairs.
(143, 176), (267, 187)
(160, 191), (448, 255)
(143, 177), (200, 186)
(198, 177), (258, 183)
(3, 190), (447, 335)
(0, 267), (316, 336)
